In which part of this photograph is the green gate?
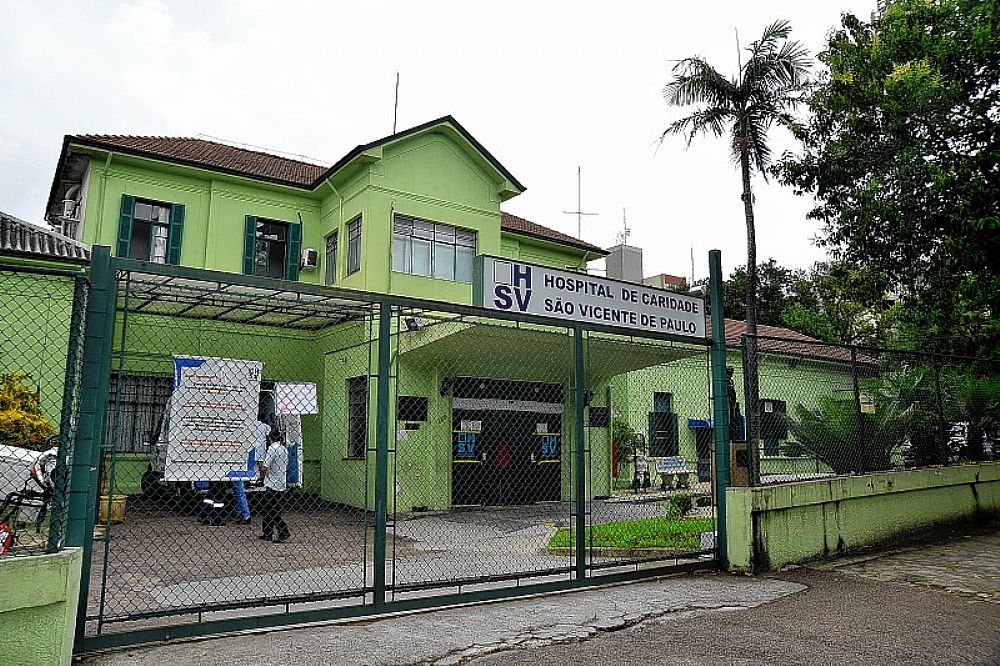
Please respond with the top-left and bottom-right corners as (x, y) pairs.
(67, 247), (733, 652)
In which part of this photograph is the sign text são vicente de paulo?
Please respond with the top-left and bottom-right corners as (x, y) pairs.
(475, 256), (706, 339)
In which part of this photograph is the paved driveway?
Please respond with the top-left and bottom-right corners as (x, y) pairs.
(82, 525), (1000, 665)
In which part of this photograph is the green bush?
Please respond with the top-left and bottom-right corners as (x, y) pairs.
(669, 493), (693, 517)
(0, 371), (56, 451)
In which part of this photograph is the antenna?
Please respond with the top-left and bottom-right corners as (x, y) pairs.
(690, 246), (695, 285)
(393, 71), (400, 133)
(615, 207), (631, 245)
(562, 166), (598, 239)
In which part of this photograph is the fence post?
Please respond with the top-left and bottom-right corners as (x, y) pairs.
(708, 250), (730, 567)
(66, 246), (117, 644)
(850, 347), (864, 462)
(573, 326), (587, 580)
(373, 301), (392, 609)
(47, 273), (88, 553)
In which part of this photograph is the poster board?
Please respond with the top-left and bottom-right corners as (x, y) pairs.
(163, 356), (262, 481)
(275, 382), (318, 415)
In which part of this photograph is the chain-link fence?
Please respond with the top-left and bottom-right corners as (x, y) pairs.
(741, 334), (1000, 485)
(81, 260), (718, 641)
(0, 265), (88, 557)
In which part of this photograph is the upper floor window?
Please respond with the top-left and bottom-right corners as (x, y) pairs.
(325, 231), (338, 285)
(243, 216), (302, 281)
(392, 214), (476, 282)
(347, 216), (362, 275)
(117, 195), (184, 265)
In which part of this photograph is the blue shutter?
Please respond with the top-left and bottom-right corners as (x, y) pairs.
(116, 194), (135, 258)
(166, 204), (185, 265)
(243, 216), (257, 275)
(286, 222), (302, 281)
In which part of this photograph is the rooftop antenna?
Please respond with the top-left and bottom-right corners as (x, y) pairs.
(392, 71), (400, 133)
(615, 207), (631, 245)
(562, 166), (598, 239)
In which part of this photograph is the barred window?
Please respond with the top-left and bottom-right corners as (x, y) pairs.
(392, 215), (476, 282)
(346, 376), (368, 458)
(347, 216), (362, 275)
(105, 373), (172, 453)
(130, 200), (171, 264)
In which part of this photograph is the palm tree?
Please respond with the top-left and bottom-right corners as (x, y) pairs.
(661, 20), (810, 469)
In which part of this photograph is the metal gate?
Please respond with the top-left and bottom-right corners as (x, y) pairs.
(69, 249), (732, 652)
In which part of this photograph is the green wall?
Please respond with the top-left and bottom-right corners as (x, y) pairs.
(75, 123), (590, 303)
(0, 548), (82, 666)
(726, 463), (1000, 573)
(0, 270), (76, 427)
(612, 349), (852, 489)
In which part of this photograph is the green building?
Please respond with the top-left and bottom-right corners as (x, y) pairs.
(17, 116), (850, 512)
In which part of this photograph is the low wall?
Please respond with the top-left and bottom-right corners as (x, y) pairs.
(726, 463), (1000, 573)
(0, 548), (82, 666)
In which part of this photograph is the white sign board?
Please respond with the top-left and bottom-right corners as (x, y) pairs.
(164, 356), (262, 481)
(476, 256), (706, 338)
(275, 382), (318, 415)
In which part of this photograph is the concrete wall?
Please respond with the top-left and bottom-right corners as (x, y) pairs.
(0, 548), (82, 666)
(726, 463), (1000, 573)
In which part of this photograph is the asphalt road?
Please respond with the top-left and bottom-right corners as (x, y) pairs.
(469, 568), (1000, 666)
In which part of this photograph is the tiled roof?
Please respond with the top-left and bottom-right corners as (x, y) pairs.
(0, 210), (90, 263)
(500, 211), (606, 256)
(76, 135), (327, 187)
(68, 128), (605, 256)
(722, 318), (862, 364)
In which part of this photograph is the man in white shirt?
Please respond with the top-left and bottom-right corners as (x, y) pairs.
(257, 430), (290, 543)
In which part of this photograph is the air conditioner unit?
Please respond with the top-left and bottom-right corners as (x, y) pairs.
(301, 248), (319, 270)
(61, 198), (77, 218)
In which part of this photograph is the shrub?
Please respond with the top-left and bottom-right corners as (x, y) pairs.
(789, 395), (910, 476)
(0, 371), (56, 451)
(669, 493), (693, 517)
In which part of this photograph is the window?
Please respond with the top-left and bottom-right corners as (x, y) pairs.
(243, 216), (301, 280)
(653, 392), (673, 414)
(256, 219), (287, 278)
(325, 232), (338, 285)
(760, 399), (788, 456)
(347, 216), (362, 275)
(117, 195), (184, 265)
(346, 376), (369, 458)
(131, 201), (170, 263)
(105, 373), (172, 453)
(392, 214), (476, 282)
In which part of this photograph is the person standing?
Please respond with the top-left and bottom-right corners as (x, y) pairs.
(257, 430), (290, 543)
(233, 419), (270, 525)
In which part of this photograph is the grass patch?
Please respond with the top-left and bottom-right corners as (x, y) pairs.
(548, 516), (714, 551)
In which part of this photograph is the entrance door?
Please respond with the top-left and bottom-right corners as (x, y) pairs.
(484, 410), (562, 505)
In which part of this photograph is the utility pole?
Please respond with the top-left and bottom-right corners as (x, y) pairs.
(562, 166), (598, 239)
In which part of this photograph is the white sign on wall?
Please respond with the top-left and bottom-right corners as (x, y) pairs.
(475, 256), (706, 339)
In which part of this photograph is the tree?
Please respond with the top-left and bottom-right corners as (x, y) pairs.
(777, 0), (1000, 357)
(701, 259), (876, 345)
(662, 20), (811, 456)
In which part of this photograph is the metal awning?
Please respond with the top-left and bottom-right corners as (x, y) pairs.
(117, 272), (374, 331)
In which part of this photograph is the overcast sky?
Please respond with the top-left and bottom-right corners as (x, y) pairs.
(0, 0), (873, 280)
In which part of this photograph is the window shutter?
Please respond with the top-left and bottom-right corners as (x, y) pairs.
(286, 222), (302, 281)
(166, 204), (185, 265)
(243, 216), (257, 275)
(116, 194), (135, 258)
